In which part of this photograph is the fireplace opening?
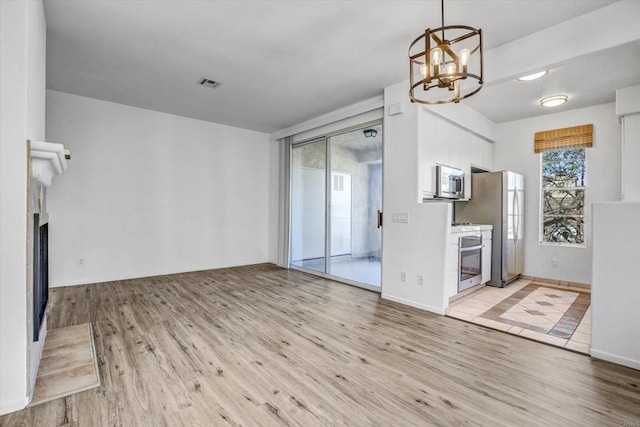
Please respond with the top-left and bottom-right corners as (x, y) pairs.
(33, 213), (48, 341)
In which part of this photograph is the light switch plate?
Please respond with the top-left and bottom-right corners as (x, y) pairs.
(392, 212), (409, 223)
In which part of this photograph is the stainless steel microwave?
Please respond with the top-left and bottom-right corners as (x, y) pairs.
(436, 165), (465, 199)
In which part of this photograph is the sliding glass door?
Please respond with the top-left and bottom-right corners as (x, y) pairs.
(328, 127), (382, 286)
(290, 138), (326, 273)
(290, 123), (382, 289)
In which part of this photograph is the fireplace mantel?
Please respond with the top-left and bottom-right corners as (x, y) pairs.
(30, 140), (68, 187)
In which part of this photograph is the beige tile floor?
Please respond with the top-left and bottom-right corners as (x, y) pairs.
(447, 279), (591, 354)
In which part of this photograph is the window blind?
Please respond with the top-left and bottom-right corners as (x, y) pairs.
(534, 124), (593, 153)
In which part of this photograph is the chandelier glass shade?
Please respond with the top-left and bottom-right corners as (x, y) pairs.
(408, 0), (483, 104)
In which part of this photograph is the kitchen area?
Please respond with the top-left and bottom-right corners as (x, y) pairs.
(382, 79), (595, 355)
(423, 160), (593, 354)
(381, 65), (640, 371)
(413, 102), (513, 305)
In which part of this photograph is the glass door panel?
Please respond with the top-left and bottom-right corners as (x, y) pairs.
(328, 125), (382, 287)
(290, 138), (326, 273)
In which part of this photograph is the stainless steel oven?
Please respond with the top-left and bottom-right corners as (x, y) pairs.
(458, 233), (482, 292)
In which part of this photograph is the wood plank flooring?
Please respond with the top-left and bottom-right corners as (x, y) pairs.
(1, 263), (639, 426)
(31, 323), (100, 406)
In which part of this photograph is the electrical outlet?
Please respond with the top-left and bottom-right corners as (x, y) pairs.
(551, 257), (558, 268)
(417, 275), (424, 286)
(78, 258), (85, 267)
(401, 272), (407, 282)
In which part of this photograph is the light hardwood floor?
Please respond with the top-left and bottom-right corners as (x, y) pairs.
(2, 264), (639, 426)
(31, 323), (100, 405)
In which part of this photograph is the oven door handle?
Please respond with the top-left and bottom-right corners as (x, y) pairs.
(460, 244), (483, 252)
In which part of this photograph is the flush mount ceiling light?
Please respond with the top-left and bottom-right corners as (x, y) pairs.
(540, 95), (568, 107)
(517, 70), (548, 81)
(408, 0), (483, 104)
(363, 129), (377, 138)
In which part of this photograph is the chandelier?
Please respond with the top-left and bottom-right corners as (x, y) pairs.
(408, 0), (483, 104)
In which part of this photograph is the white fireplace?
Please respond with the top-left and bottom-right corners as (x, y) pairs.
(27, 140), (69, 397)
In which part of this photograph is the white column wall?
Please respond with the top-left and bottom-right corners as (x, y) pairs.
(0, 0), (47, 415)
(616, 84), (640, 201)
(381, 81), (450, 314)
(591, 202), (640, 370)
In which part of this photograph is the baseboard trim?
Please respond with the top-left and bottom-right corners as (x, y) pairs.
(590, 349), (640, 370)
(529, 276), (591, 290)
(51, 262), (276, 288)
(0, 396), (29, 416)
(381, 293), (445, 315)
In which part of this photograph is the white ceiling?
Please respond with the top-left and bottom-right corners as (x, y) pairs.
(466, 40), (640, 123)
(44, 0), (630, 133)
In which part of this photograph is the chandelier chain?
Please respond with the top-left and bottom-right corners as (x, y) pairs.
(441, 0), (445, 39)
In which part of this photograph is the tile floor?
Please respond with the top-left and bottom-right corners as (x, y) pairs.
(292, 256), (381, 288)
(446, 278), (591, 354)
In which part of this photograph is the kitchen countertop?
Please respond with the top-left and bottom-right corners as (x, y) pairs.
(450, 224), (493, 233)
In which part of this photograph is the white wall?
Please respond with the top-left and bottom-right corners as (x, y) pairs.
(380, 80), (498, 314)
(591, 202), (640, 370)
(494, 103), (621, 284)
(46, 90), (273, 286)
(0, 0), (47, 415)
(616, 84), (640, 201)
(381, 81), (451, 314)
(25, 0), (48, 399)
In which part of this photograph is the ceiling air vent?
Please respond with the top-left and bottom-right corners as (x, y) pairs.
(199, 78), (222, 89)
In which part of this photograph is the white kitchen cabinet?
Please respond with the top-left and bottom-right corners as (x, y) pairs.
(481, 233), (492, 285)
(447, 126), (464, 175)
(445, 236), (460, 301)
(417, 109), (494, 202)
(417, 113), (450, 200)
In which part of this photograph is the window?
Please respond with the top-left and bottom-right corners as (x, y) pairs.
(541, 148), (586, 245)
